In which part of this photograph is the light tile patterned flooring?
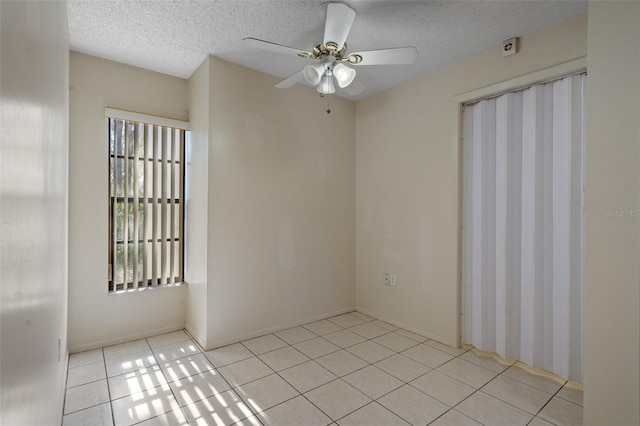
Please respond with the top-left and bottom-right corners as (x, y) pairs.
(62, 312), (583, 426)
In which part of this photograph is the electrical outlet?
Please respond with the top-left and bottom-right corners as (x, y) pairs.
(384, 273), (396, 286)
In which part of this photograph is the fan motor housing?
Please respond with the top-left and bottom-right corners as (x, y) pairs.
(313, 43), (347, 60)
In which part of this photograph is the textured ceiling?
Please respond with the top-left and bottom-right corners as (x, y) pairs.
(67, 0), (587, 101)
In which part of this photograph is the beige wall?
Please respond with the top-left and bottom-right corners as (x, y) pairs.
(68, 52), (189, 352)
(355, 14), (587, 345)
(185, 59), (210, 347)
(584, 1), (640, 423)
(67, 51), (355, 351)
(0, 2), (69, 424)
(201, 57), (356, 348)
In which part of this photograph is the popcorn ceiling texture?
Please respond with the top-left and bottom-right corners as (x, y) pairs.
(67, 0), (586, 101)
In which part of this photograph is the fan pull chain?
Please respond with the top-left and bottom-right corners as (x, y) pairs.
(326, 96), (331, 114)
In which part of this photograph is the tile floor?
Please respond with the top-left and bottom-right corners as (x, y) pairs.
(62, 312), (583, 426)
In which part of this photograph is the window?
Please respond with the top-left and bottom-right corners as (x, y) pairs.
(108, 114), (185, 292)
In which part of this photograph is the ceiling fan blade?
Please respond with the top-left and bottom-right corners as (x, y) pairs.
(344, 78), (365, 96)
(323, 3), (356, 50)
(275, 70), (305, 88)
(348, 46), (418, 66)
(243, 37), (313, 58)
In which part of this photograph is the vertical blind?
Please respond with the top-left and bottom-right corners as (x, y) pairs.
(108, 117), (185, 292)
(462, 73), (586, 381)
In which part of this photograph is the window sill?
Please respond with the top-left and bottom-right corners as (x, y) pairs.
(109, 281), (187, 295)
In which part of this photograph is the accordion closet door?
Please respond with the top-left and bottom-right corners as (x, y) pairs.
(461, 74), (586, 382)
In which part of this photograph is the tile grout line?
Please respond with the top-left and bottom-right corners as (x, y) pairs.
(110, 336), (193, 425)
(60, 354), (69, 426)
(221, 313), (454, 423)
(292, 314), (427, 423)
(68, 315), (426, 422)
(525, 379), (568, 426)
(328, 346), (453, 424)
(162, 332), (314, 417)
(441, 360), (552, 425)
(450, 348), (579, 406)
(168, 352), (252, 426)
(428, 352), (573, 426)
(64, 376), (107, 390)
(427, 408), (480, 425)
(231, 313), (381, 424)
(486, 362), (569, 422)
(360, 399), (413, 425)
(138, 335), (191, 426)
(103, 348), (115, 426)
(379, 344), (506, 425)
(367, 344), (482, 425)
(122, 332), (218, 425)
(154, 335), (226, 424)
(234, 338), (295, 424)
(63, 315), (406, 424)
(65, 312), (578, 426)
(61, 352), (112, 421)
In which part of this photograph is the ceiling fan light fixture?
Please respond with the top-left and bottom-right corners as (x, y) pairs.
(249, 2), (418, 100)
(317, 73), (336, 94)
(333, 63), (356, 88)
(303, 64), (324, 86)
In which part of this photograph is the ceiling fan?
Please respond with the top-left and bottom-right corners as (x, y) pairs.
(243, 2), (418, 96)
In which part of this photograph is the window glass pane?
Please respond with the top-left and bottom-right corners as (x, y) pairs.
(114, 243), (124, 285)
(115, 201), (124, 242)
(136, 159), (145, 194)
(109, 119), (116, 155)
(127, 202), (135, 241)
(137, 202), (144, 241)
(115, 120), (124, 156)
(145, 202), (153, 242)
(125, 158), (134, 198)
(143, 240), (152, 283)
(109, 157), (115, 197)
(126, 122), (135, 157)
(126, 242), (134, 285)
(114, 158), (124, 197)
(109, 118), (184, 291)
(137, 244), (144, 278)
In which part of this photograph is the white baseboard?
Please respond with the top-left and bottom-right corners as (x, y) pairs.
(68, 323), (185, 353)
(354, 306), (453, 347)
(184, 324), (206, 350)
(67, 307), (361, 353)
(204, 307), (356, 351)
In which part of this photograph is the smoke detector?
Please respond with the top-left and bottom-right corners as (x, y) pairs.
(502, 37), (518, 57)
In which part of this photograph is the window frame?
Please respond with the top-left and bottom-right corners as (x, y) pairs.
(106, 108), (189, 293)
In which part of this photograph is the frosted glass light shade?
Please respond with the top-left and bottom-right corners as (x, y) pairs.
(303, 64), (324, 86)
(333, 63), (356, 88)
(317, 74), (335, 94)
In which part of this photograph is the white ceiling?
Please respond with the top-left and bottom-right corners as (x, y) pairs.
(67, 0), (587, 101)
